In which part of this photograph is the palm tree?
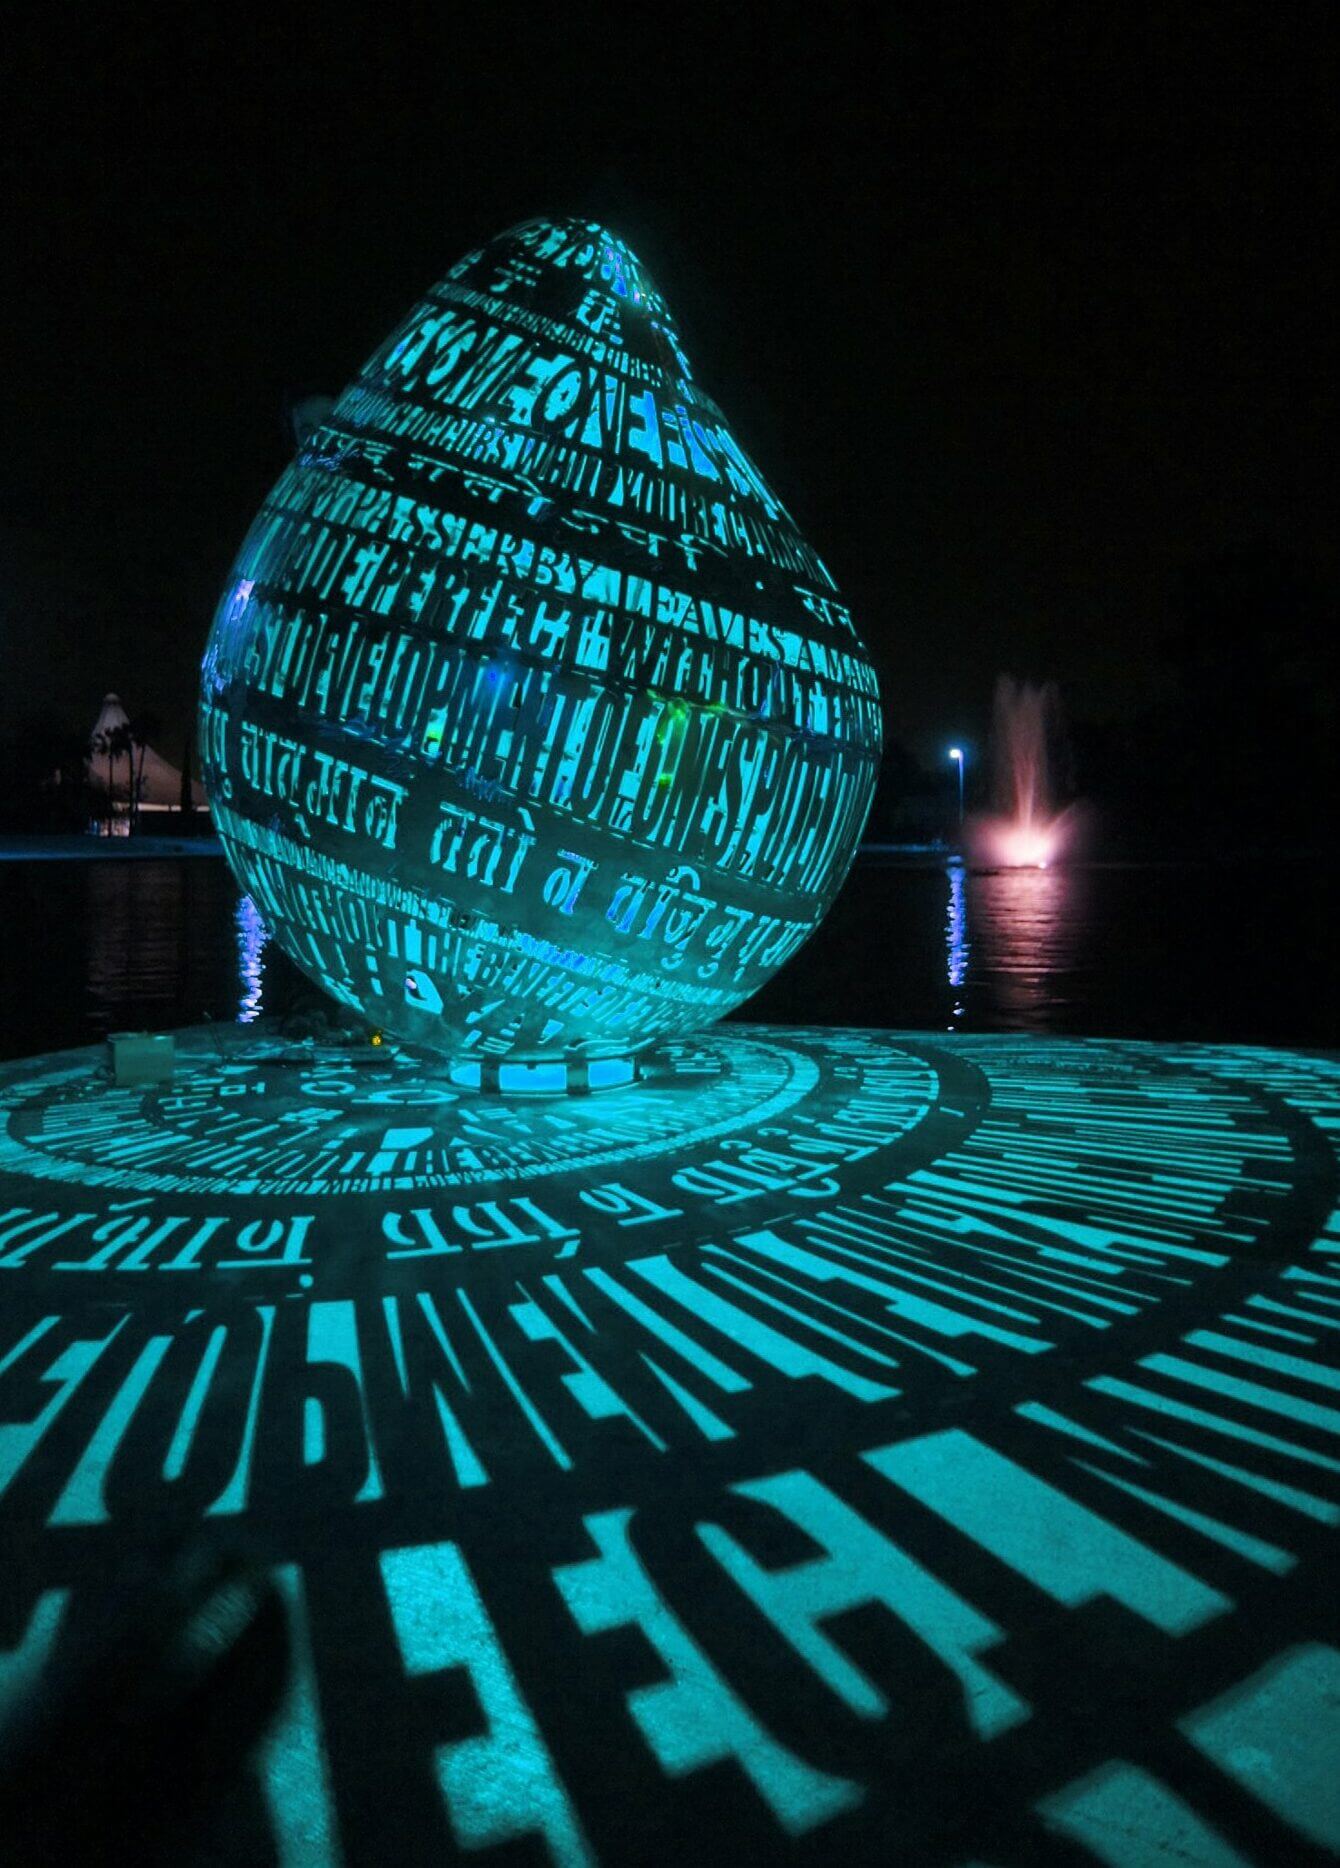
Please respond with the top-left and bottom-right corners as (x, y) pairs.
(105, 721), (133, 834)
(127, 710), (163, 834)
(88, 729), (111, 834)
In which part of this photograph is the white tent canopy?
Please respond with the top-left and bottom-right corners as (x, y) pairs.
(86, 693), (207, 817)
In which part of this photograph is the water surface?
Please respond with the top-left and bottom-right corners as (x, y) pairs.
(0, 851), (1331, 1062)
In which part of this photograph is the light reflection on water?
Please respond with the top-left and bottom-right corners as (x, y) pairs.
(0, 852), (1328, 1061)
(944, 858), (969, 1028)
(65, 858), (1136, 1044)
(85, 860), (195, 1028)
(76, 867), (280, 1041)
(230, 860), (1087, 1038)
(235, 894), (268, 1023)
(964, 862), (1087, 1032)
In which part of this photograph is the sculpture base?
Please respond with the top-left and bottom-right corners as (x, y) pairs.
(445, 1053), (639, 1095)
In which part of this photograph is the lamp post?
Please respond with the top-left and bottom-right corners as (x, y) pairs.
(948, 746), (965, 830)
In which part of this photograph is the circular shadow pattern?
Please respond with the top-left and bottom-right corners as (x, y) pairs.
(0, 1028), (1337, 1866)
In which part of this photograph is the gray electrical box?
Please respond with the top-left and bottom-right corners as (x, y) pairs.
(109, 1032), (175, 1087)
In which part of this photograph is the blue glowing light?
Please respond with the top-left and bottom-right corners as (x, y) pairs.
(945, 859), (969, 991)
(586, 1056), (636, 1091)
(234, 893), (268, 1023)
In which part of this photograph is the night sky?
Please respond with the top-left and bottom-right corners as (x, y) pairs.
(3, 5), (1335, 768)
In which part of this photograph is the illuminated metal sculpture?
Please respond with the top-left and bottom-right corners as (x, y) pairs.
(200, 219), (882, 1060)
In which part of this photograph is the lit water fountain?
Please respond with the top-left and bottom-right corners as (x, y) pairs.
(970, 675), (1077, 867)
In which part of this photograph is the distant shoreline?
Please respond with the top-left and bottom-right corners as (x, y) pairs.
(2, 835), (1330, 868)
(0, 834), (224, 862)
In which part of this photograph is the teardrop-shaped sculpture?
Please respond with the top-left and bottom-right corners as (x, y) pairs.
(200, 219), (882, 1059)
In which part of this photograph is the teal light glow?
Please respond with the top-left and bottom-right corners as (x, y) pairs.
(199, 220), (881, 1061)
(447, 1053), (638, 1094)
(499, 1060), (567, 1094)
(235, 893), (267, 1022)
(586, 1056), (636, 1090)
(381, 1540), (593, 1862)
(2, 1028), (1338, 1861)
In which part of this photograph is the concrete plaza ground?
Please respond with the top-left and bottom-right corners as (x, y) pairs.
(0, 1023), (1337, 1864)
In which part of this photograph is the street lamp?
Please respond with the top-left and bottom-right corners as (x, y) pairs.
(948, 746), (965, 828)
